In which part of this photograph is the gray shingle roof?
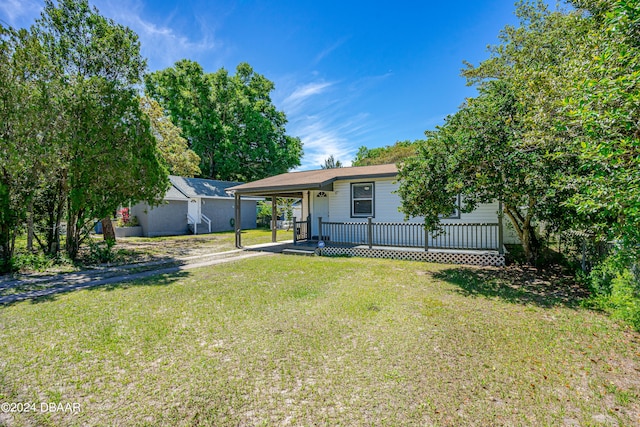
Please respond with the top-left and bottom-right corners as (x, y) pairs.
(169, 176), (243, 199)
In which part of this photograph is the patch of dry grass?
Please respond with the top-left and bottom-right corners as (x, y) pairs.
(79, 228), (293, 266)
(1, 257), (639, 426)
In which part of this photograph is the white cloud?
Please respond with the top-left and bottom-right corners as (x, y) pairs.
(0, 0), (218, 71)
(0, 0), (41, 28)
(278, 72), (394, 170)
(313, 37), (348, 65)
(292, 110), (374, 170)
(92, 0), (218, 70)
(282, 81), (334, 115)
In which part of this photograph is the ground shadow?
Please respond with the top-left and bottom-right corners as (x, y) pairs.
(432, 264), (589, 308)
(91, 270), (190, 292)
(0, 262), (190, 308)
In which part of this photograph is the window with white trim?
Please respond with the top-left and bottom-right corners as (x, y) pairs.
(351, 182), (374, 217)
(441, 194), (461, 219)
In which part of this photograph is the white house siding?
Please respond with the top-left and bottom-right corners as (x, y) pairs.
(320, 178), (511, 249)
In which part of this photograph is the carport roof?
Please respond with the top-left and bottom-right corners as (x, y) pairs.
(227, 164), (398, 196)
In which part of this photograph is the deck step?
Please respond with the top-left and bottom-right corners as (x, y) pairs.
(282, 248), (316, 257)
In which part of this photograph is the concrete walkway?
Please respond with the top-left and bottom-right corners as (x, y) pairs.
(0, 246), (279, 305)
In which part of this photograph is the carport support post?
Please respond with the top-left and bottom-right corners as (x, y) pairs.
(271, 196), (277, 243)
(234, 193), (242, 248)
(292, 217), (298, 245)
(498, 201), (504, 254)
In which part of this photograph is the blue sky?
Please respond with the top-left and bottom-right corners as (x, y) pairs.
(0, 0), (523, 170)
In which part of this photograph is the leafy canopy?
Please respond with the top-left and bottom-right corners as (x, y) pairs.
(145, 60), (303, 181)
(140, 96), (201, 177)
(352, 140), (418, 167)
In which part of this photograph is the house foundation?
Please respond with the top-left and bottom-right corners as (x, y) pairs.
(318, 246), (506, 266)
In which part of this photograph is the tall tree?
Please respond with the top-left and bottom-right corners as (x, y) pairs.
(29, 0), (168, 258)
(398, 1), (592, 264)
(565, 0), (640, 251)
(0, 23), (60, 268)
(0, 26), (31, 269)
(321, 155), (343, 169)
(145, 60), (302, 181)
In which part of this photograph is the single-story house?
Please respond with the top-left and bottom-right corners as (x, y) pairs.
(227, 164), (518, 266)
(131, 176), (260, 237)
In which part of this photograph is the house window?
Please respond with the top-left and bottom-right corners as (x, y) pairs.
(351, 183), (374, 217)
(441, 194), (461, 219)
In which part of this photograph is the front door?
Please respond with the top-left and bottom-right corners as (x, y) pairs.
(312, 191), (329, 238)
(188, 198), (200, 223)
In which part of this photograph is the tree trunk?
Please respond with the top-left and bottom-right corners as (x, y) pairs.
(101, 217), (116, 242)
(26, 200), (34, 252)
(521, 223), (541, 265)
(503, 202), (541, 265)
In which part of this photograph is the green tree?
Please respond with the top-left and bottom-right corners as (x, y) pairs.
(565, 0), (640, 250)
(0, 23), (60, 268)
(352, 140), (418, 166)
(0, 26), (29, 269)
(321, 155), (343, 169)
(398, 2), (592, 264)
(145, 60), (302, 181)
(140, 96), (201, 177)
(27, 0), (169, 259)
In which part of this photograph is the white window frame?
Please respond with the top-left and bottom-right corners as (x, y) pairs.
(351, 182), (375, 218)
(440, 194), (461, 219)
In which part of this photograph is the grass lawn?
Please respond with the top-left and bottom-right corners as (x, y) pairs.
(1, 256), (639, 426)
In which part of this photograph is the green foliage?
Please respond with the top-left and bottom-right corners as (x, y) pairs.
(564, 0), (640, 251)
(145, 60), (302, 181)
(140, 96), (201, 177)
(398, 1), (596, 265)
(0, 0), (171, 262)
(352, 140), (418, 166)
(586, 250), (640, 330)
(256, 201), (273, 227)
(10, 252), (57, 273)
(88, 238), (117, 264)
(116, 216), (139, 227)
(256, 198), (295, 227)
(0, 25), (44, 269)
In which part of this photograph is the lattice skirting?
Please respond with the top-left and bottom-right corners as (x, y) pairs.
(318, 247), (505, 267)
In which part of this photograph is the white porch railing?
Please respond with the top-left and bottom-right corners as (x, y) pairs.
(201, 214), (212, 233)
(315, 217), (504, 253)
(187, 213), (198, 235)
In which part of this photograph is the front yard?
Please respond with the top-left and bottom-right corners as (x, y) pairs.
(1, 256), (638, 426)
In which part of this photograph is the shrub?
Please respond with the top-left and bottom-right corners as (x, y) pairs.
(587, 251), (640, 331)
(10, 252), (57, 272)
(88, 239), (117, 264)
